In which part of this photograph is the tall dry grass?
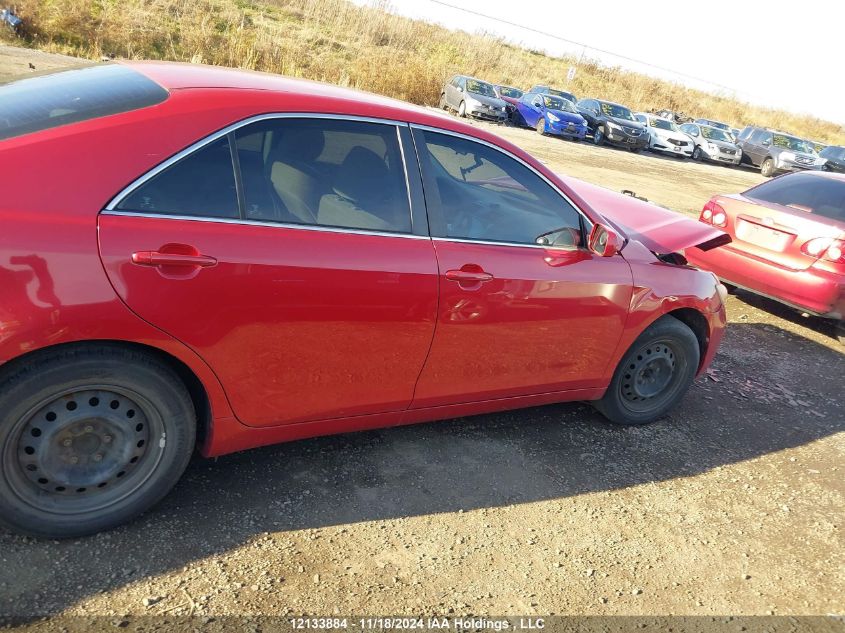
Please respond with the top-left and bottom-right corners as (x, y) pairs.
(7, 0), (845, 144)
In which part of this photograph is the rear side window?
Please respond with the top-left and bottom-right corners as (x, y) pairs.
(233, 118), (411, 233)
(117, 137), (239, 219)
(746, 174), (845, 222)
(0, 64), (168, 141)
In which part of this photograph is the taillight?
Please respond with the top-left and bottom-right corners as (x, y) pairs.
(801, 238), (845, 263)
(700, 199), (727, 228)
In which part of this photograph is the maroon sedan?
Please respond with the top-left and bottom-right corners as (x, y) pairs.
(685, 172), (845, 331)
(0, 62), (728, 537)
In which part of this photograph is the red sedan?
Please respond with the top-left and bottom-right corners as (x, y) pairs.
(0, 62), (728, 537)
(685, 172), (845, 327)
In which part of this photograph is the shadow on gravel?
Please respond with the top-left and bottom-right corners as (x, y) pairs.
(730, 288), (843, 345)
(1, 322), (843, 618)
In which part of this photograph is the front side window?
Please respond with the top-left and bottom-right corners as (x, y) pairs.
(117, 136), (238, 218)
(416, 130), (582, 247)
(234, 118), (411, 233)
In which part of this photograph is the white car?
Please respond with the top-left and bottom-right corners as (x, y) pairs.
(634, 113), (694, 158)
(679, 122), (743, 166)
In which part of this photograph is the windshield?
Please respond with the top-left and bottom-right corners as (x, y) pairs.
(701, 126), (733, 142)
(542, 95), (575, 112)
(650, 117), (676, 131)
(822, 146), (845, 161)
(700, 119), (730, 131)
(545, 89), (576, 103)
(0, 64), (168, 141)
(466, 79), (496, 97)
(599, 102), (635, 121)
(772, 134), (816, 154)
(498, 86), (522, 98)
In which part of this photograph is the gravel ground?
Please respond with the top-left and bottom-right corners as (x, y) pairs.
(0, 46), (842, 623)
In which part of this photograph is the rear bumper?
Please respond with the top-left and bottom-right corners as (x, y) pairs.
(686, 245), (845, 319)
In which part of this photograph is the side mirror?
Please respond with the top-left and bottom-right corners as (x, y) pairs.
(588, 223), (623, 257)
(762, 140), (771, 147)
(457, 86), (464, 93)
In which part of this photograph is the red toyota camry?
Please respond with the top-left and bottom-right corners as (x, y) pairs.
(685, 172), (845, 327)
(0, 62), (729, 537)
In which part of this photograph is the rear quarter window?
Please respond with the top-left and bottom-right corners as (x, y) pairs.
(0, 64), (168, 141)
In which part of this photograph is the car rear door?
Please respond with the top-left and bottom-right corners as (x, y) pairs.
(409, 127), (633, 407)
(98, 116), (438, 427)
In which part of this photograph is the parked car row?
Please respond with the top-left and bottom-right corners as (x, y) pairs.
(439, 75), (841, 178)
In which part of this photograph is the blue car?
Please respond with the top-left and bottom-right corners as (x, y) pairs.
(516, 93), (588, 140)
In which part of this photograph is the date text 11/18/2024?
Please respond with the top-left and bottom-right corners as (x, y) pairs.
(289, 617), (547, 630)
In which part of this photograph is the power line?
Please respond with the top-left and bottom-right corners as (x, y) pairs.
(426, 0), (746, 97)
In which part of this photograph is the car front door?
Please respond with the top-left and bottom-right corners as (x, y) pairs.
(518, 95), (543, 127)
(409, 127), (633, 408)
(99, 116), (438, 427)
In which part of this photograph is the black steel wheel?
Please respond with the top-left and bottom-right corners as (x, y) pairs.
(594, 316), (700, 425)
(0, 345), (196, 538)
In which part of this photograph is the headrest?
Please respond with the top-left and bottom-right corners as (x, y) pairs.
(333, 147), (389, 203)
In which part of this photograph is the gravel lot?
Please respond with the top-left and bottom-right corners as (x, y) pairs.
(0, 46), (843, 623)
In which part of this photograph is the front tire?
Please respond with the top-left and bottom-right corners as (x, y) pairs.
(761, 158), (775, 177)
(536, 118), (546, 135)
(0, 345), (196, 538)
(458, 100), (467, 118)
(692, 146), (703, 161)
(594, 317), (700, 426)
(592, 126), (605, 145)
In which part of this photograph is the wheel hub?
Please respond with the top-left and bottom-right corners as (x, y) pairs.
(16, 389), (150, 496)
(621, 343), (676, 404)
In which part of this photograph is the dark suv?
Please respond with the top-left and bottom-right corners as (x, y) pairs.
(736, 126), (826, 177)
(820, 146), (845, 173)
(576, 98), (648, 151)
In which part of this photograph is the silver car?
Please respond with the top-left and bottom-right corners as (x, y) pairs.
(680, 122), (743, 166)
(440, 75), (508, 123)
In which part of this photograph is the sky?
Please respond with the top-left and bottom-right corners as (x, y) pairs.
(349, 0), (845, 125)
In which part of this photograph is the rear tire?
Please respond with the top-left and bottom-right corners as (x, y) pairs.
(439, 93), (448, 110)
(0, 345), (196, 538)
(761, 158), (775, 177)
(594, 317), (700, 426)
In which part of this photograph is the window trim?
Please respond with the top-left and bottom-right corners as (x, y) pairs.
(409, 124), (592, 250)
(104, 112), (417, 237)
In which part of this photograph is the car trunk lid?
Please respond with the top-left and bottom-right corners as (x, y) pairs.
(718, 193), (844, 271)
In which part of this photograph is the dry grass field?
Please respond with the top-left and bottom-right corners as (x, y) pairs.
(5, 0), (845, 145)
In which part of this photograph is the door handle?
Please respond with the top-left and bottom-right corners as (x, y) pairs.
(445, 270), (493, 283)
(131, 251), (217, 268)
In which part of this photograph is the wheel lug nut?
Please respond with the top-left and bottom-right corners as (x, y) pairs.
(84, 425), (94, 433)
(103, 435), (112, 443)
(62, 439), (72, 447)
(93, 454), (103, 462)
(70, 456), (79, 464)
